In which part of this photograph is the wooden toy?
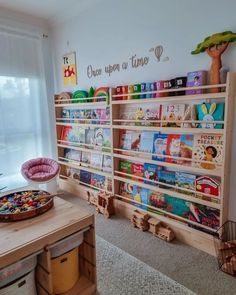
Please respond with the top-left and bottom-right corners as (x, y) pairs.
(192, 31), (236, 91)
(95, 192), (115, 218)
(131, 209), (150, 231)
(148, 217), (175, 242)
(0, 190), (55, 221)
(87, 191), (97, 206)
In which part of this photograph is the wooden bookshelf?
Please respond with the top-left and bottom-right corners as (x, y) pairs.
(55, 72), (236, 255)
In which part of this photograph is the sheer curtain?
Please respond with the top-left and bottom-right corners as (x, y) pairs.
(0, 28), (53, 191)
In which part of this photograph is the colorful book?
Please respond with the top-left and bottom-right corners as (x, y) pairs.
(166, 134), (181, 163)
(85, 128), (94, 146)
(62, 108), (70, 123)
(103, 128), (111, 149)
(80, 170), (91, 185)
(132, 185), (149, 209)
(78, 127), (86, 144)
(131, 163), (144, 182)
(81, 151), (91, 166)
(60, 126), (72, 142)
(102, 155), (112, 172)
(161, 104), (186, 127)
(193, 134), (223, 170)
(120, 182), (134, 202)
(91, 153), (103, 169)
(195, 176), (220, 198)
(66, 167), (80, 182)
(119, 160), (132, 178)
(119, 130), (132, 150)
(175, 172), (196, 194)
(152, 133), (168, 161)
(158, 169), (176, 188)
(91, 173), (106, 190)
(177, 134), (193, 166)
(64, 149), (81, 162)
(186, 71), (207, 95)
(139, 131), (155, 153)
(131, 131), (141, 151)
(144, 163), (158, 185)
(196, 102), (224, 129)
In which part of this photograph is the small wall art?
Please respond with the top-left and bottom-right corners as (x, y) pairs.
(63, 52), (77, 86)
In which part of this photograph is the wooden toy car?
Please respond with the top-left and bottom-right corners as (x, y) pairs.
(148, 217), (175, 242)
(95, 192), (115, 218)
(131, 210), (150, 231)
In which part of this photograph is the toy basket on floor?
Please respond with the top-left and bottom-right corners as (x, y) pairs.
(214, 220), (236, 275)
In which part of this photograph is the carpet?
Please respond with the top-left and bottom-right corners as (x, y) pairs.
(96, 236), (195, 295)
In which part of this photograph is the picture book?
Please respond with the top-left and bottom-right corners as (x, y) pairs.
(91, 153), (103, 169)
(166, 134), (181, 163)
(102, 155), (112, 172)
(148, 191), (167, 210)
(62, 108), (70, 122)
(132, 185), (149, 209)
(196, 102), (224, 129)
(135, 105), (162, 126)
(177, 134), (193, 166)
(119, 160), (132, 178)
(119, 130), (132, 150)
(64, 148), (81, 162)
(131, 163), (144, 182)
(119, 105), (135, 123)
(139, 131), (155, 153)
(152, 133), (167, 162)
(131, 131), (141, 151)
(94, 128), (103, 148)
(69, 109), (81, 123)
(193, 134), (223, 170)
(66, 167), (80, 182)
(84, 109), (92, 119)
(185, 71), (207, 95)
(144, 163), (158, 185)
(102, 128), (111, 149)
(161, 104), (186, 127)
(85, 128), (94, 146)
(60, 126), (72, 143)
(78, 127), (86, 144)
(120, 182), (134, 202)
(175, 172), (196, 194)
(158, 169), (176, 188)
(81, 151), (91, 166)
(80, 170), (91, 185)
(196, 176), (220, 198)
(91, 173), (106, 190)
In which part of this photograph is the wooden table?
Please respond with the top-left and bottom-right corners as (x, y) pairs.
(0, 197), (96, 295)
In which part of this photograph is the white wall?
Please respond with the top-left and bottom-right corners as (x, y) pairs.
(51, 0), (236, 220)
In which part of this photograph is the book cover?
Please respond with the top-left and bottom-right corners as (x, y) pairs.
(195, 176), (220, 198)
(80, 170), (91, 185)
(66, 167), (80, 182)
(144, 163), (158, 185)
(120, 182), (134, 202)
(85, 128), (94, 146)
(94, 128), (104, 148)
(193, 134), (223, 170)
(131, 163), (144, 182)
(131, 131), (141, 151)
(91, 153), (103, 169)
(102, 155), (112, 172)
(161, 104), (186, 127)
(64, 148), (81, 162)
(61, 126), (72, 142)
(91, 173), (106, 190)
(196, 102), (224, 129)
(166, 134), (181, 163)
(78, 127), (86, 144)
(62, 108), (70, 123)
(177, 134), (194, 166)
(158, 169), (176, 188)
(119, 130), (132, 150)
(148, 191), (167, 209)
(119, 160), (132, 178)
(81, 151), (91, 166)
(186, 71), (207, 95)
(139, 131), (155, 153)
(103, 128), (111, 149)
(152, 133), (168, 161)
(91, 109), (101, 124)
(175, 172), (196, 194)
(132, 185), (149, 209)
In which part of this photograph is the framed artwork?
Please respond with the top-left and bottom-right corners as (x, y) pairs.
(63, 52), (77, 86)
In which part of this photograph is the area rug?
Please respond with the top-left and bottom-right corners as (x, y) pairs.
(96, 236), (195, 295)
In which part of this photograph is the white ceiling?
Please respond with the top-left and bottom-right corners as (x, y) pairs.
(0, 0), (79, 20)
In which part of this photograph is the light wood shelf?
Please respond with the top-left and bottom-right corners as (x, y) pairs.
(55, 72), (236, 255)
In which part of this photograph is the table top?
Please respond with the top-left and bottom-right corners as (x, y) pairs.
(0, 197), (94, 268)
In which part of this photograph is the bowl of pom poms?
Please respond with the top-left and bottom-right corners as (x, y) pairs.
(0, 190), (54, 221)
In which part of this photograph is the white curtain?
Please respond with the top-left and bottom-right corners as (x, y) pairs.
(0, 29), (53, 191)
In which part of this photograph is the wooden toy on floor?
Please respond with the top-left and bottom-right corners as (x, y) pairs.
(96, 192), (115, 218)
(131, 210), (150, 231)
(148, 217), (175, 242)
